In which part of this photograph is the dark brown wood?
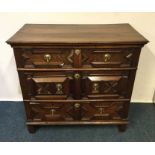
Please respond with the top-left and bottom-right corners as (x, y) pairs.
(27, 125), (37, 133)
(7, 24), (148, 133)
(27, 120), (128, 125)
(7, 24), (148, 46)
(73, 73), (82, 99)
(27, 101), (128, 122)
(24, 99), (130, 102)
(73, 49), (82, 99)
(17, 67), (137, 71)
(83, 74), (129, 99)
(118, 124), (127, 132)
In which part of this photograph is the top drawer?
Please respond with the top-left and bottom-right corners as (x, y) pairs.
(14, 47), (141, 69)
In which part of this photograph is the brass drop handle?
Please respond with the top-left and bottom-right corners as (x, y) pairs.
(104, 53), (111, 62)
(74, 73), (81, 79)
(56, 83), (63, 94)
(44, 54), (52, 63)
(74, 103), (80, 108)
(50, 109), (55, 116)
(92, 82), (99, 93)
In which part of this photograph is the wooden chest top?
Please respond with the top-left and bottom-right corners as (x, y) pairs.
(7, 24), (148, 46)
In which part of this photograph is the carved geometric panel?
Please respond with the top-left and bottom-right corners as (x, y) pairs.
(21, 49), (74, 68)
(81, 49), (136, 68)
(22, 50), (34, 68)
(36, 83), (52, 95)
(102, 81), (118, 93)
(28, 76), (70, 99)
(85, 75), (128, 99)
(81, 102), (124, 121)
(30, 102), (124, 122)
(30, 103), (73, 121)
(91, 81), (118, 94)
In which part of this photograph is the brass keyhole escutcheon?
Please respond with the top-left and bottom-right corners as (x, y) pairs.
(74, 103), (80, 108)
(44, 54), (52, 63)
(74, 73), (81, 79)
(104, 53), (111, 62)
(74, 49), (81, 55)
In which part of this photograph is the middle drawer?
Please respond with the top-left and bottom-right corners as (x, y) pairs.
(20, 70), (132, 100)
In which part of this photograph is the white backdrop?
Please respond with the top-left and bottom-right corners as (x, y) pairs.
(0, 13), (155, 102)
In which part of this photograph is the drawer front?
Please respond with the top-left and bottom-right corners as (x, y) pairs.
(22, 72), (74, 100)
(14, 47), (140, 69)
(80, 101), (126, 121)
(81, 71), (130, 99)
(16, 48), (74, 68)
(29, 102), (76, 121)
(29, 101), (127, 122)
(20, 70), (133, 100)
(81, 48), (140, 68)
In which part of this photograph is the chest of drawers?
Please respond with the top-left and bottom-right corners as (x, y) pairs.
(7, 24), (148, 133)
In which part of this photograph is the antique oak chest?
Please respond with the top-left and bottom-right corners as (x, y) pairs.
(7, 24), (148, 133)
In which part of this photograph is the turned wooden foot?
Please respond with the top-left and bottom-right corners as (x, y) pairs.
(27, 125), (37, 133)
(118, 124), (127, 132)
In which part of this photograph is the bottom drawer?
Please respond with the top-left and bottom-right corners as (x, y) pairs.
(28, 100), (128, 122)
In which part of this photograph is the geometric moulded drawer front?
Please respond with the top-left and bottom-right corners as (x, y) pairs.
(27, 75), (71, 100)
(82, 75), (129, 99)
(81, 48), (140, 68)
(29, 101), (126, 122)
(20, 49), (74, 69)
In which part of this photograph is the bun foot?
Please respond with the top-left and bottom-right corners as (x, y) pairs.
(118, 124), (127, 132)
(27, 125), (37, 133)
